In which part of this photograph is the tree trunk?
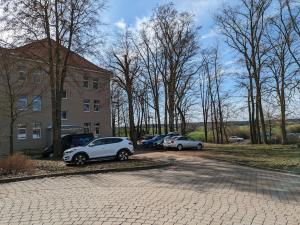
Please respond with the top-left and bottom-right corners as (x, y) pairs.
(127, 90), (136, 146)
(202, 101), (209, 142)
(213, 103), (219, 143)
(280, 96), (287, 144)
(9, 119), (14, 156)
(117, 104), (121, 136)
(249, 77), (257, 144)
(154, 96), (162, 135)
(112, 106), (116, 137)
(256, 86), (268, 144)
(164, 84), (168, 134)
(168, 90), (175, 132)
(177, 106), (186, 135)
(247, 91), (254, 144)
(52, 89), (62, 159)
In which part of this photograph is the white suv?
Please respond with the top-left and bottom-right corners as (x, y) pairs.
(63, 137), (134, 165)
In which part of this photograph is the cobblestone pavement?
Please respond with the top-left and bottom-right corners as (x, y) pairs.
(0, 153), (300, 225)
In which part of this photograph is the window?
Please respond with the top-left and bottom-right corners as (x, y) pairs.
(71, 136), (93, 147)
(178, 137), (187, 141)
(62, 90), (67, 99)
(18, 68), (26, 81)
(83, 122), (91, 133)
(89, 139), (105, 147)
(104, 138), (123, 144)
(83, 99), (90, 112)
(83, 76), (89, 88)
(32, 71), (42, 83)
(17, 96), (28, 110)
(17, 124), (27, 140)
(32, 122), (41, 139)
(61, 111), (67, 120)
(32, 96), (41, 112)
(93, 79), (99, 89)
(94, 123), (100, 136)
(94, 100), (100, 112)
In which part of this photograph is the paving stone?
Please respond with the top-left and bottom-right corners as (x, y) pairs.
(0, 157), (299, 225)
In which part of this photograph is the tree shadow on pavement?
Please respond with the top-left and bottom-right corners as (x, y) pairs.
(133, 158), (300, 203)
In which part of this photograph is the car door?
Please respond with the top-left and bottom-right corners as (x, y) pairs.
(187, 138), (199, 148)
(177, 137), (188, 148)
(87, 139), (106, 158)
(102, 138), (123, 157)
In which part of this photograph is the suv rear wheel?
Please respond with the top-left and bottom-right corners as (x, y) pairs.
(117, 150), (129, 161)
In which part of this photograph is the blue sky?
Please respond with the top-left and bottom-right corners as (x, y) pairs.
(102, 0), (239, 75)
(103, 0), (227, 40)
(101, 0), (247, 120)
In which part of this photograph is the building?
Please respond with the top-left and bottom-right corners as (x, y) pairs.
(0, 40), (112, 155)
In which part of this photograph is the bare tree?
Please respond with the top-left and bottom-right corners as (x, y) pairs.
(265, 13), (296, 144)
(216, 0), (272, 144)
(198, 58), (210, 142)
(110, 30), (140, 146)
(280, 0), (300, 71)
(136, 24), (165, 135)
(152, 3), (200, 132)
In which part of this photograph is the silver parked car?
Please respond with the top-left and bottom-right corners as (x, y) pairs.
(228, 136), (244, 143)
(163, 136), (203, 151)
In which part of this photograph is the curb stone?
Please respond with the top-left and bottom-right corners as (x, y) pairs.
(0, 161), (172, 184)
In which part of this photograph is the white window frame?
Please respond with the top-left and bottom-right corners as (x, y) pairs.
(32, 96), (42, 112)
(83, 122), (91, 133)
(94, 100), (100, 112)
(17, 96), (28, 111)
(32, 71), (42, 83)
(17, 124), (27, 140)
(94, 123), (100, 136)
(61, 111), (67, 120)
(93, 79), (99, 89)
(19, 69), (27, 82)
(62, 90), (68, 99)
(32, 122), (42, 139)
(83, 99), (90, 112)
(83, 76), (89, 88)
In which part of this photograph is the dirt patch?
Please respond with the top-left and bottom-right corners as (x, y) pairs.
(0, 158), (166, 180)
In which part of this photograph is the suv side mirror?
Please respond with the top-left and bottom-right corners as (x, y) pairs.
(88, 142), (95, 147)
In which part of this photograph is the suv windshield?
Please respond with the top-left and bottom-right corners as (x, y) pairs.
(84, 138), (95, 146)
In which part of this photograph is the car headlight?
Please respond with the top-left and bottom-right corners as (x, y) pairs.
(64, 149), (75, 154)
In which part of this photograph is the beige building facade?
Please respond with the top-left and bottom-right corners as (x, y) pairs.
(0, 41), (112, 155)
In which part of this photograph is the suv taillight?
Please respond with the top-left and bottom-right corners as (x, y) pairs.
(128, 141), (133, 145)
(171, 141), (174, 143)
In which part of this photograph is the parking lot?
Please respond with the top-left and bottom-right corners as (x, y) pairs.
(0, 151), (300, 225)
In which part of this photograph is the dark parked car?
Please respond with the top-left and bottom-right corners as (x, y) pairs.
(141, 135), (166, 148)
(42, 133), (94, 158)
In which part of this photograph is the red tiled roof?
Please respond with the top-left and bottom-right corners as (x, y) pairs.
(12, 39), (111, 74)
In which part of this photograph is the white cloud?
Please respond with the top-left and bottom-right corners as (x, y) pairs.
(114, 19), (127, 30)
(171, 0), (225, 21)
(201, 29), (218, 39)
(134, 16), (150, 31)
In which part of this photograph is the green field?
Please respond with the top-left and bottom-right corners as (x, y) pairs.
(187, 124), (300, 144)
(202, 144), (300, 174)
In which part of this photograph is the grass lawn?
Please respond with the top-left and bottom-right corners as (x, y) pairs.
(202, 143), (300, 174)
